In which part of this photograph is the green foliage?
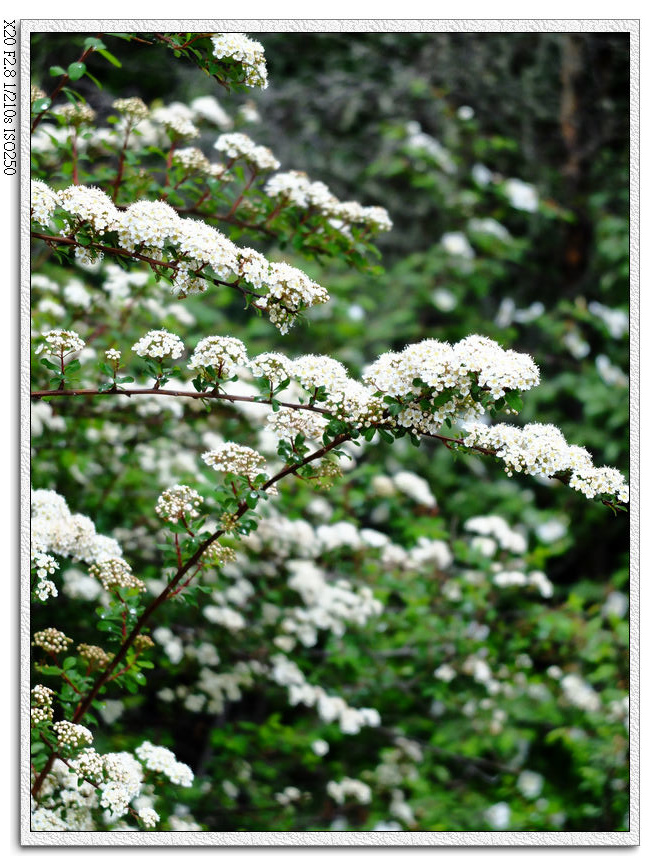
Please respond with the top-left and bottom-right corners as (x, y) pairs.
(29, 31), (630, 835)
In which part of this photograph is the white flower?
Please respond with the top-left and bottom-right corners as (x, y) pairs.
(58, 185), (119, 234)
(155, 485), (204, 523)
(484, 801), (511, 829)
(131, 329), (184, 361)
(151, 103), (199, 139)
(138, 807), (160, 828)
(503, 178), (539, 212)
(202, 442), (266, 481)
(211, 33), (268, 89)
(517, 771), (544, 799)
(188, 335), (247, 379)
(53, 721), (93, 750)
(602, 591), (628, 619)
(214, 132), (279, 170)
(441, 231), (475, 259)
(393, 471), (436, 507)
(37, 329), (85, 357)
(190, 95), (232, 128)
(31, 180), (60, 226)
(135, 741), (194, 787)
(457, 105), (475, 120)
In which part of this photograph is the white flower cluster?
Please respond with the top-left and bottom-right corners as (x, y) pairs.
(248, 351), (293, 384)
(279, 559), (382, 648)
(266, 408), (328, 442)
(492, 568), (554, 598)
(485, 801), (511, 830)
(271, 654), (381, 735)
(291, 355), (348, 395)
(211, 33), (269, 89)
(264, 170), (393, 233)
(214, 132), (279, 171)
(190, 95), (232, 129)
(172, 146), (228, 178)
(256, 262), (331, 334)
(363, 335), (540, 435)
(274, 786), (303, 806)
(150, 103), (199, 139)
(188, 335), (247, 379)
(54, 102), (95, 126)
(113, 96), (149, 122)
(203, 604), (246, 631)
(327, 777), (372, 805)
(404, 121), (456, 174)
(155, 485), (204, 523)
(32, 627), (73, 654)
(31, 684), (55, 725)
(468, 217), (512, 242)
(241, 508), (453, 577)
(138, 807), (160, 828)
(464, 515), (527, 554)
(31, 744), (173, 830)
(132, 329), (185, 360)
(58, 185), (119, 234)
(560, 673), (601, 713)
(588, 301), (628, 339)
(31, 807), (70, 831)
(503, 177), (539, 213)
(392, 471), (437, 507)
(325, 380), (387, 430)
(31, 551), (59, 601)
(202, 442), (266, 481)
(100, 751), (145, 819)
(135, 741), (194, 787)
(33, 183), (332, 327)
(53, 721), (94, 750)
(264, 170), (312, 207)
(88, 557), (145, 592)
(36, 328), (85, 357)
(115, 199), (183, 251)
(191, 660), (263, 714)
(517, 770), (544, 799)
(462, 422), (629, 503)
(31, 180), (60, 226)
(441, 231), (475, 259)
(31, 489), (123, 565)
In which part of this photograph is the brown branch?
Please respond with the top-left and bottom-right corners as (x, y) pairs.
(30, 231), (265, 306)
(30, 386), (330, 415)
(29, 386), (502, 458)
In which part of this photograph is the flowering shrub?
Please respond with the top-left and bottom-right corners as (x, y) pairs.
(29, 32), (629, 835)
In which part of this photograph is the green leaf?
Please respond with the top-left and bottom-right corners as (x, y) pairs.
(39, 358), (60, 372)
(504, 391), (524, 413)
(32, 97), (52, 114)
(67, 62), (87, 81)
(83, 37), (107, 50)
(97, 48), (122, 68)
(83, 70), (103, 90)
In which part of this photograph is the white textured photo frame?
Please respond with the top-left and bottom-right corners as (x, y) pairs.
(20, 17), (639, 848)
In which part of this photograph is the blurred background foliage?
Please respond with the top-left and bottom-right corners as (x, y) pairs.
(30, 31), (630, 832)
